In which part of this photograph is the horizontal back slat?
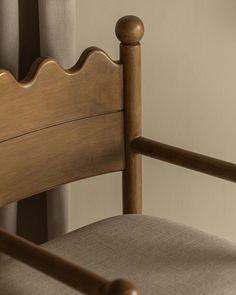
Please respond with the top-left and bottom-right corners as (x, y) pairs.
(0, 112), (125, 207)
(0, 47), (123, 142)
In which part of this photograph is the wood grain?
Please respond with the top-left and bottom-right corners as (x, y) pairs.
(0, 112), (125, 207)
(0, 47), (123, 143)
(116, 16), (144, 214)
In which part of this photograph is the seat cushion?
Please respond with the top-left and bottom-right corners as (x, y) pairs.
(1, 214), (236, 295)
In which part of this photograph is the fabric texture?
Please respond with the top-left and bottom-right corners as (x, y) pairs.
(38, 0), (77, 69)
(0, 0), (19, 77)
(1, 214), (236, 295)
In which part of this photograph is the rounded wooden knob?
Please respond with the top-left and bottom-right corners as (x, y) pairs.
(115, 15), (144, 45)
(103, 279), (138, 295)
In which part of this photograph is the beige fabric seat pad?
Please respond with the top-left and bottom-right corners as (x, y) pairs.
(1, 214), (236, 294)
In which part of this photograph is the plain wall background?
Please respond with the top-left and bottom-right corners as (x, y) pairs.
(68, 0), (236, 242)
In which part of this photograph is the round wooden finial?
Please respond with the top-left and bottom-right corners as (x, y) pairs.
(115, 15), (144, 45)
(103, 279), (138, 295)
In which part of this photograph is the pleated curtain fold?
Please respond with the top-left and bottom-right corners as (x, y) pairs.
(0, 0), (77, 244)
(0, 0), (19, 237)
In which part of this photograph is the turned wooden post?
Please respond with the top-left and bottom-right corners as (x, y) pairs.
(116, 16), (144, 214)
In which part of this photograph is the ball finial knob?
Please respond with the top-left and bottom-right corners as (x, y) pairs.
(115, 15), (144, 45)
(103, 279), (138, 295)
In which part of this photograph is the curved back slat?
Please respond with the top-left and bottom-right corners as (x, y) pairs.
(0, 48), (124, 207)
(0, 112), (124, 207)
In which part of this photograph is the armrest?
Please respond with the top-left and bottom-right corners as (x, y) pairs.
(131, 137), (236, 183)
(0, 228), (137, 295)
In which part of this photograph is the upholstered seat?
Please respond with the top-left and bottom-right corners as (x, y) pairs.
(1, 214), (236, 295)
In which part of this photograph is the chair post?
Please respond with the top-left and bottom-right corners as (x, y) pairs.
(115, 16), (144, 214)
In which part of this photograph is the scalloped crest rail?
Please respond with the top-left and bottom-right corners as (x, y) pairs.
(0, 48), (125, 207)
(0, 47), (123, 142)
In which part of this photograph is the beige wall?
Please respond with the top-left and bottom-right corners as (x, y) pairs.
(69, 0), (236, 242)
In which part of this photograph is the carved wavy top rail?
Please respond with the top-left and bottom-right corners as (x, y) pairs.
(0, 47), (123, 142)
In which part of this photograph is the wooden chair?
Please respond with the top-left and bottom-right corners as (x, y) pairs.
(1, 16), (236, 295)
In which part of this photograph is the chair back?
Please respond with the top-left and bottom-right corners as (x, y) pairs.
(0, 16), (144, 214)
(0, 48), (125, 207)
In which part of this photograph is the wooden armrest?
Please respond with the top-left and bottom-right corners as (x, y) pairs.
(131, 137), (236, 183)
(0, 228), (137, 295)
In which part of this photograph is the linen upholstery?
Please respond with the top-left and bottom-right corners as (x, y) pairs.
(1, 214), (236, 294)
